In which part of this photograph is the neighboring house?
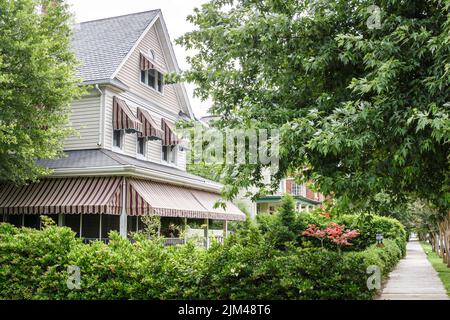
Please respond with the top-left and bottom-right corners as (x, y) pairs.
(199, 115), (220, 126)
(0, 10), (245, 242)
(238, 174), (324, 219)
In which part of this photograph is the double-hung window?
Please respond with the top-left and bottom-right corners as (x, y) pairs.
(113, 129), (124, 150)
(137, 137), (146, 158)
(162, 145), (177, 165)
(140, 69), (164, 93)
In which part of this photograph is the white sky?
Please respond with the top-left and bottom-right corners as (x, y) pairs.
(66, 0), (212, 118)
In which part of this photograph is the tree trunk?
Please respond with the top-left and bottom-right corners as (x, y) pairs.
(441, 221), (448, 265)
(444, 218), (450, 268)
(430, 232), (436, 252)
(435, 232), (440, 254)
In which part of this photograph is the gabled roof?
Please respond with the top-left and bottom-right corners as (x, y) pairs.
(71, 10), (194, 118)
(72, 10), (159, 82)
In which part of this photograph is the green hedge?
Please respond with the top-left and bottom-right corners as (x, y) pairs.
(258, 210), (407, 253)
(0, 217), (406, 300)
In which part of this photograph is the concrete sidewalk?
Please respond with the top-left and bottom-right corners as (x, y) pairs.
(378, 240), (449, 300)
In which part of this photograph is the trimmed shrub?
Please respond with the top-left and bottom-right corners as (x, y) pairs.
(0, 222), (81, 300)
(256, 209), (408, 253)
(0, 212), (406, 300)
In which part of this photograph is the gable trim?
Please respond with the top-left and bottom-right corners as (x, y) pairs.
(110, 13), (159, 80)
(111, 11), (194, 120)
(157, 14), (194, 119)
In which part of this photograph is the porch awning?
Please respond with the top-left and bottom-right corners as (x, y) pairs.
(0, 177), (246, 221)
(161, 119), (180, 146)
(0, 177), (122, 215)
(126, 179), (246, 221)
(140, 52), (167, 73)
(113, 96), (142, 133)
(137, 108), (163, 140)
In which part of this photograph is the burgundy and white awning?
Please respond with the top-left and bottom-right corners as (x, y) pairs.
(125, 179), (246, 221)
(0, 177), (245, 221)
(137, 108), (163, 140)
(140, 52), (167, 73)
(161, 119), (180, 146)
(0, 177), (122, 215)
(113, 96), (142, 133)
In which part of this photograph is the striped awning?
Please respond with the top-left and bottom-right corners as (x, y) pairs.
(126, 179), (246, 221)
(0, 177), (122, 215)
(137, 108), (163, 140)
(161, 119), (180, 146)
(113, 96), (142, 133)
(140, 52), (167, 73)
(0, 177), (246, 221)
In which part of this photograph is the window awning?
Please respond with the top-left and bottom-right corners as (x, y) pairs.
(126, 179), (246, 221)
(0, 177), (122, 215)
(113, 96), (142, 133)
(139, 52), (167, 73)
(137, 108), (163, 140)
(161, 119), (180, 146)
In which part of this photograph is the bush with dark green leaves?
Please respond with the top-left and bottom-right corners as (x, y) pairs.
(257, 203), (407, 254)
(0, 212), (406, 300)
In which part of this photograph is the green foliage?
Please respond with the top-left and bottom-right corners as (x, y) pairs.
(0, 222), (81, 299)
(187, 162), (223, 183)
(0, 0), (84, 183)
(262, 194), (298, 249)
(257, 208), (407, 253)
(420, 241), (450, 296)
(139, 215), (161, 238)
(0, 213), (406, 300)
(178, 0), (450, 211)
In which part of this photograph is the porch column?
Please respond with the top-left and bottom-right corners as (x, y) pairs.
(157, 220), (161, 237)
(204, 218), (209, 249)
(223, 220), (228, 238)
(79, 213), (83, 238)
(184, 217), (187, 244)
(57, 214), (64, 227)
(119, 179), (127, 238)
(99, 213), (103, 240)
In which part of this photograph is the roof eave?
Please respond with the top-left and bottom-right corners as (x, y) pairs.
(49, 165), (223, 193)
(81, 78), (129, 91)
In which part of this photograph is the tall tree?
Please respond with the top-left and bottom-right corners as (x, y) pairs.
(0, 0), (83, 183)
(178, 0), (449, 212)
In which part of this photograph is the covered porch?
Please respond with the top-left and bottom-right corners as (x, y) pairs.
(0, 176), (245, 247)
(256, 195), (322, 214)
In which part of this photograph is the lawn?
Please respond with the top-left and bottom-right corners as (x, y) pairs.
(420, 241), (450, 296)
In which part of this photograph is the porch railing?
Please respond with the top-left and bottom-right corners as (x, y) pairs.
(162, 235), (225, 247)
(81, 236), (225, 248)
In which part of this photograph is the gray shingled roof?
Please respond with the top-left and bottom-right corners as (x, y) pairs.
(71, 10), (159, 82)
(37, 149), (218, 185)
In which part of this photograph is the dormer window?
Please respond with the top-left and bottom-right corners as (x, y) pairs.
(140, 52), (165, 93)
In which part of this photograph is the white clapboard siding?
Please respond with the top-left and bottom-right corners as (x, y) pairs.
(116, 24), (182, 115)
(103, 91), (114, 150)
(64, 95), (101, 150)
(147, 136), (162, 163)
(177, 149), (187, 171)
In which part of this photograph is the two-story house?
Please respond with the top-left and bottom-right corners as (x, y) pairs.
(0, 10), (245, 241)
